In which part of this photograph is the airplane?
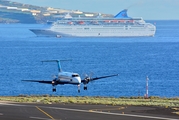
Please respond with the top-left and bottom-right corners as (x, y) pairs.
(22, 60), (119, 93)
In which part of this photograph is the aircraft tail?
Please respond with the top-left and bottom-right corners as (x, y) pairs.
(41, 59), (72, 72)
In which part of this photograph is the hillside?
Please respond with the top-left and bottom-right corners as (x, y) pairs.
(0, 0), (113, 24)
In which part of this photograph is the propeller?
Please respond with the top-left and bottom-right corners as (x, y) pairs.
(83, 72), (93, 84)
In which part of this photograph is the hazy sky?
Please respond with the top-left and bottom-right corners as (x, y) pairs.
(11, 0), (179, 20)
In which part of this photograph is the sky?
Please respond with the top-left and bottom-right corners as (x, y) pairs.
(11, 0), (179, 20)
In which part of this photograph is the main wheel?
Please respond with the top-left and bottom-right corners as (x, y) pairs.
(52, 88), (56, 92)
(84, 86), (87, 90)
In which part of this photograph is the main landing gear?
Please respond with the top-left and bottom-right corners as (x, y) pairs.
(52, 80), (57, 92)
(52, 88), (56, 92)
(84, 85), (87, 90)
(52, 85), (56, 92)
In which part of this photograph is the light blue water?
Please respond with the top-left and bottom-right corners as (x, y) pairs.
(0, 20), (179, 97)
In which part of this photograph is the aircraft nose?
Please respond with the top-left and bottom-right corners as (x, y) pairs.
(77, 77), (81, 84)
(72, 77), (81, 84)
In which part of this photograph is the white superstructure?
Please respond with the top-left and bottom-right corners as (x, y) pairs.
(30, 9), (156, 37)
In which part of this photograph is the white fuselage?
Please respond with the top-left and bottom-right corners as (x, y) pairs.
(57, 72), (81, 84)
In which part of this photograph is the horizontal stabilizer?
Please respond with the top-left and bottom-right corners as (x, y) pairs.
(41, 59), (72, 72)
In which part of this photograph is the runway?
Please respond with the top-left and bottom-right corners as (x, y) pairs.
(0, 102), (178, 120)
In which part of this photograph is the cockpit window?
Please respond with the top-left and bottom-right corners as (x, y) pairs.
(72, 74), (79, 77)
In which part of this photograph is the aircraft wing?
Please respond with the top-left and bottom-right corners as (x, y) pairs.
(81, 74), (119, 83)
(22, 80), (52, 84)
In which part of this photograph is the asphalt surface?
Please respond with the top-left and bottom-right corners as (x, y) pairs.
(0, 101), (179, 120)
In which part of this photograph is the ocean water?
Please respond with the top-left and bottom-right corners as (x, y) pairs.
(0, 20), (179, 97)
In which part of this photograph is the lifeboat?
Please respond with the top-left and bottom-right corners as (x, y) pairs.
(78, 21), (85, 25)
(104, 20), (111, 23)
(111, 20), (119, 23)
(68, 21), (73, 25)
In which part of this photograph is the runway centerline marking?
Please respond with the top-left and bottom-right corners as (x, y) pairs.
(35, 106), (55, 120)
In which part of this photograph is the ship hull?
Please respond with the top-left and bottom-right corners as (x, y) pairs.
(29, 29), (59, 37)
(30, 25), (156, 37)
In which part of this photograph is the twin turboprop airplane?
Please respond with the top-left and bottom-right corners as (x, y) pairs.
(22, 60), (119, 93)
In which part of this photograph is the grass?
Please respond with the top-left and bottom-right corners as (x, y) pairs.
(0, 95), (179, 107)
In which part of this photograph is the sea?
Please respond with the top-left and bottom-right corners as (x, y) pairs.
(0, 20), (179, 98)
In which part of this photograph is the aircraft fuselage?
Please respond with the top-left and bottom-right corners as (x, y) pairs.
(57, 72), (81, 84)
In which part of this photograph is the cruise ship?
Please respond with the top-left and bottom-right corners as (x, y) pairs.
(30, 9), (156, 37)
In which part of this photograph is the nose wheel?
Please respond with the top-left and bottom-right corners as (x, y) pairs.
(78, 84), (80, 93)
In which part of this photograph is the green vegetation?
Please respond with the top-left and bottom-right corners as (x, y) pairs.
(0, 95), (179, 107)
